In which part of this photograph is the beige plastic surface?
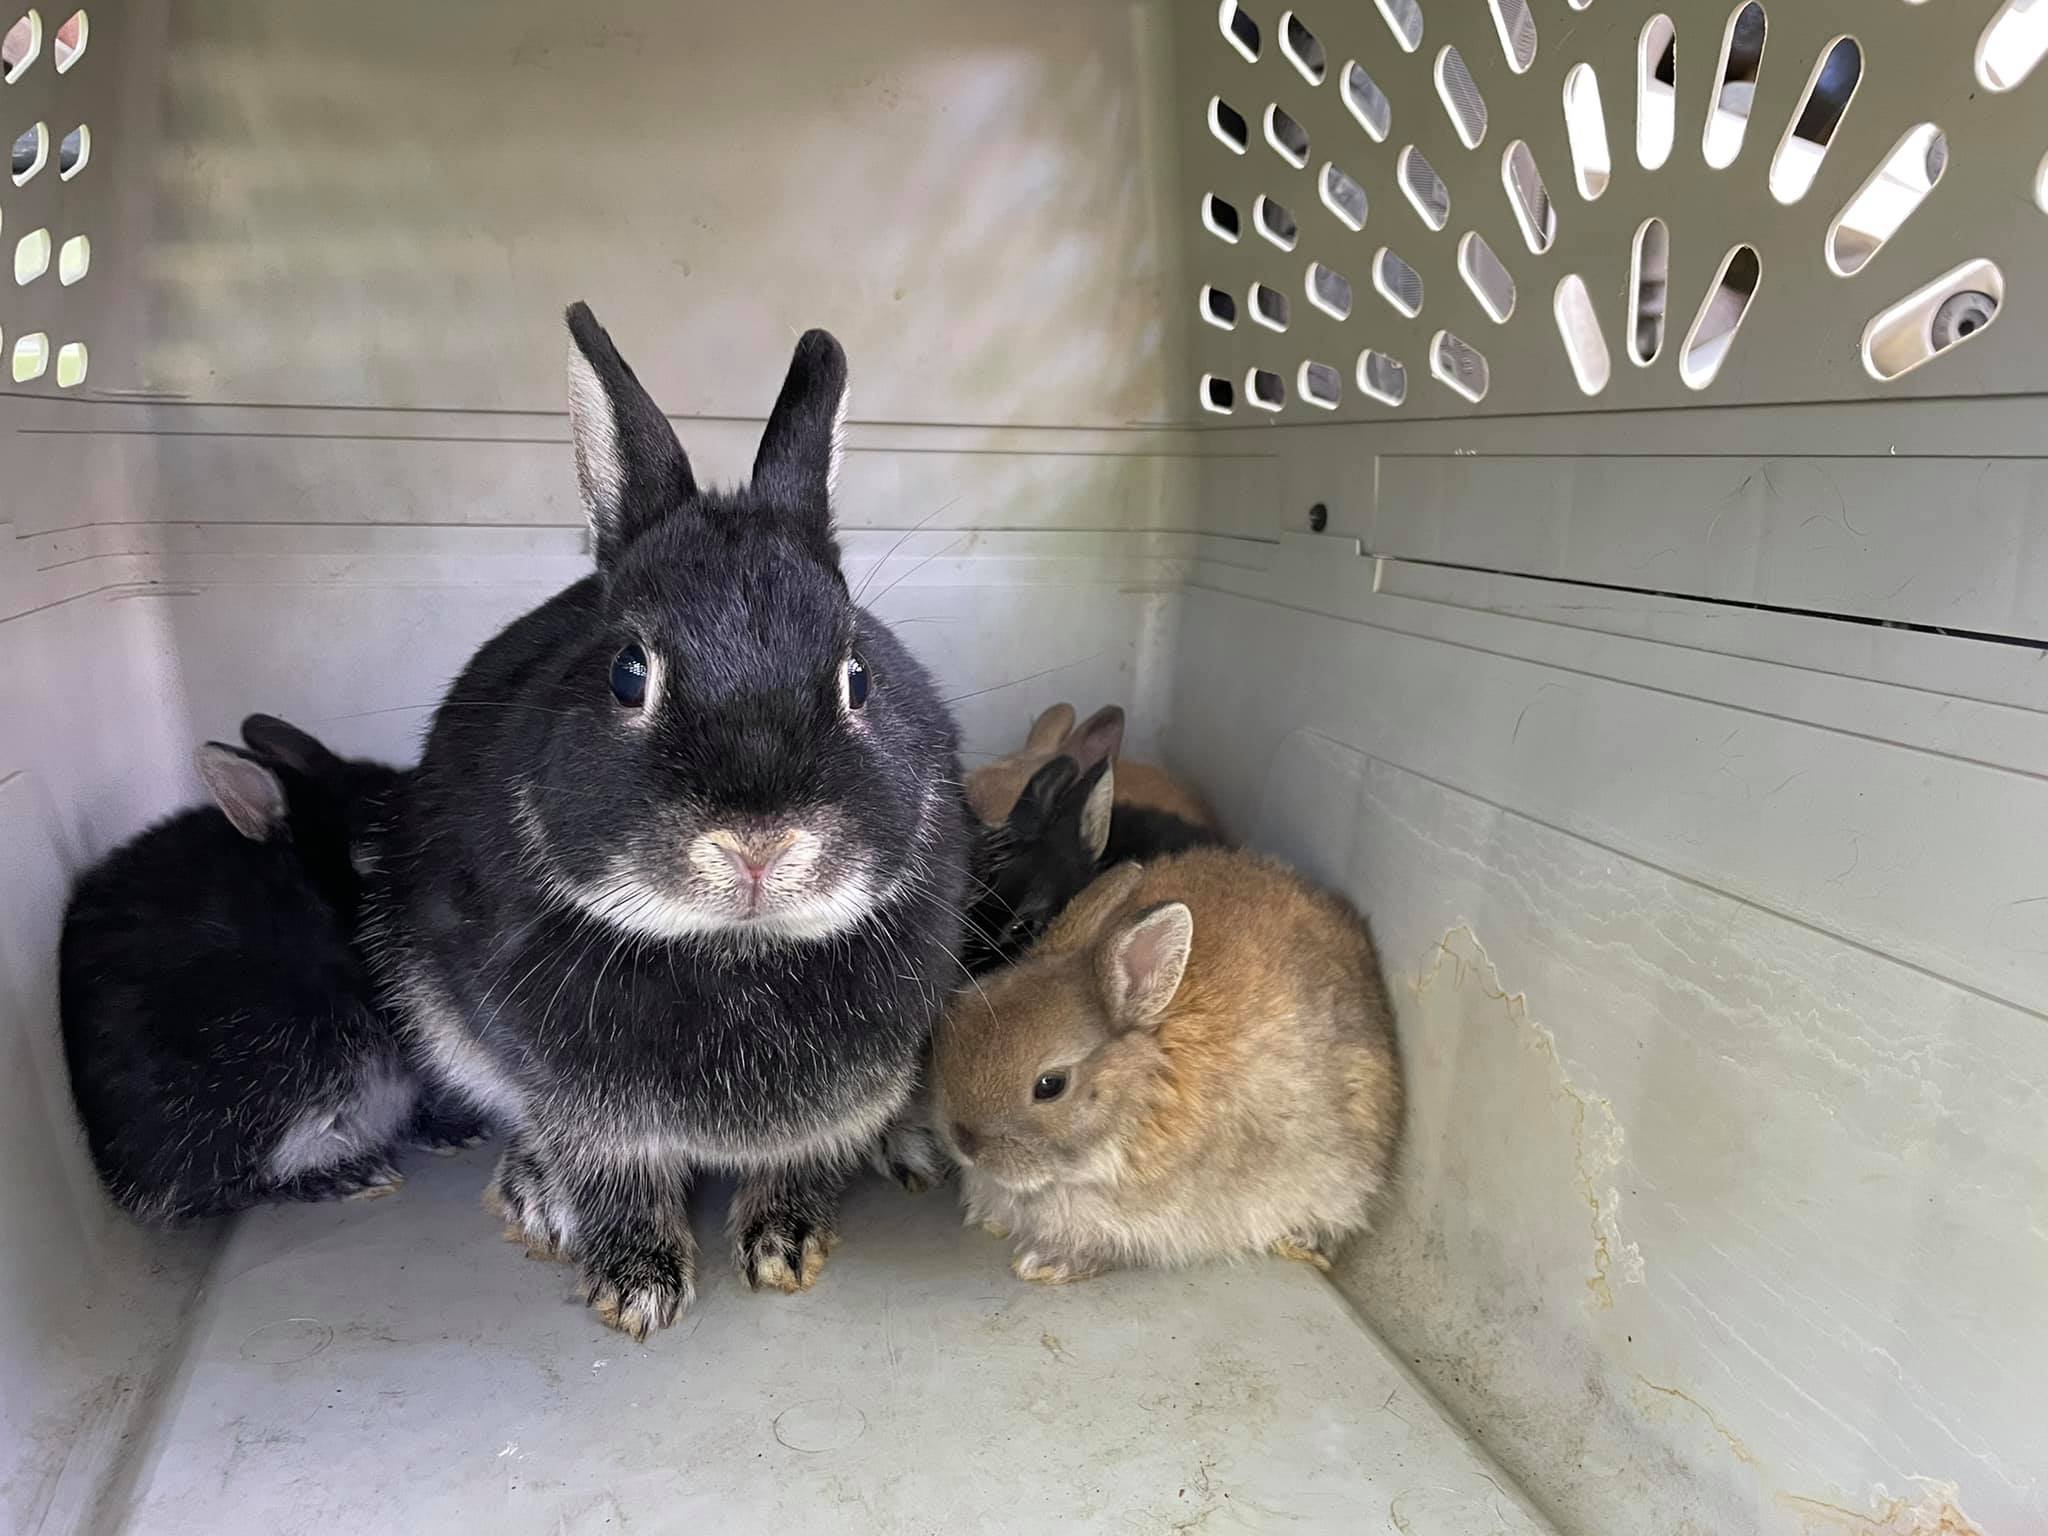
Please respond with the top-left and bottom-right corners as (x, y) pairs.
(1180, 0), (2048, 419)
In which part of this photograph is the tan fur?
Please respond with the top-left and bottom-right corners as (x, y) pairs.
(1108, 759), (1216, 828)
(1022, 703), (1076, 755)
(963, 701), (1219, 830)
(933, 848), (1403, 1280)
(750, 1231), (834, 1294)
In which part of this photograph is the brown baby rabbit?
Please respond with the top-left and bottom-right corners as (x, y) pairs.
(965, 704), (1217, 832)
(932, 848), (1402, 1283)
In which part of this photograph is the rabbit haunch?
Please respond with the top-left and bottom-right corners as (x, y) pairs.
(373, 304), (970, 1335)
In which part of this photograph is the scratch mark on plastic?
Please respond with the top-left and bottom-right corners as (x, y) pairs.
(1635, 1376), (1758, 1465)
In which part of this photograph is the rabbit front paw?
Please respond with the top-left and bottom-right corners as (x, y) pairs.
(582, 1242), (696, 1340)
(873, 1118), (952, 1194)
(279, 1155), (403, 1204)
(1012, 1247), (1102, 1285)
(731, 1163), (847, 1295)
(737, 1209), (836, 1294)
(1269, 1234), (1334, 1272)
(483, 1138), (568, 1260)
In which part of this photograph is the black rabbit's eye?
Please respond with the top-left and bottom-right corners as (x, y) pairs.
(842, 654), (870, 712)
(610, 643), (649, 708)
(1033, 1071), (1069, 1102)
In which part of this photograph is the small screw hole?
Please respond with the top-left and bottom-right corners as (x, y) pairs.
(1308, 502), (1329, 531)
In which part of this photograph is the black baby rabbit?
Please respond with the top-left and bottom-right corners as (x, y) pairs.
(60, 715), (441, 1222)
(374, 305), (971, 1338)
(961, 754), (1114, 973)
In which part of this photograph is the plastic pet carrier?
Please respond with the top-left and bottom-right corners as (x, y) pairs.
(2, 2), (2040, 1532)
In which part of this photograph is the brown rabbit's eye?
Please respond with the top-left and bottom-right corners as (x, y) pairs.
(1033, 1071), (1068, 1102)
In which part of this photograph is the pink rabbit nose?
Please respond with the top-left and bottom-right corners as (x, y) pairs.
(712, 828), (798, 887)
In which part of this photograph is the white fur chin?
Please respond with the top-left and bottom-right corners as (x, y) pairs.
(558, 866), (883, 947)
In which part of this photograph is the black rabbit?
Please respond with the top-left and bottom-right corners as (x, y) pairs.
(373, 306), (971, 1337)
(961, 754), (1114, 974)
(59, 716), (463, 1222)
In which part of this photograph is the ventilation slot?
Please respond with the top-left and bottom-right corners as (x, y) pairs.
(1201, 374), (1236, 415)
(1679, 244), (1761, 389)
(2, 9), (37, 83)
(11, 118), (43, 184)
(13, 224), (47, 284)
(1319, 162), (1368, 231)
(52, 7), (79, 71)
(1210, 97), (1250, 155)
(1265, 104), (1310, 168)
(1978, 0), (2048, 92)
(1375, 0), (1423, 54)
(11, 329), (45, 381)
(1553, 275), (1611, 395)
(1255, 195), (1299, 250)
(1307, 262), (1353, 320)
(1200, 286), (1237, 330)
(1398, 146), (1449, 230)
(1436, 46), (1486, 148)
(1638, 16), (1677, 170)
(1250, 282), (1291, 331)
(1562, 65), (1611, 199)
(1502, 141), (1557, 254)
(1343, 62), (1392, 142)
(1703, 3), (1766, 170)
(1280, 13), (1326, 85)
(1768, 36), (1860, 204)
(57, 230), (85, 284)
(1298, 360), (1342, 409)
(57, 121), (83, 178)
(1458, 232), (1515, 322)
(1862, 259), (2002, 381)
(1358, 349), (1408, 406)
(1629, 217), (1670, 364)
(1430, 331), (1489, 403)
(1219, 1), (1261, 63)
(1489, 0), (1537, 74)
(1374, 249), (1425, 318)
(1825, 124), (1944, 278)
(1202, 192), (1242, 243)
(1247, 368), (1286, 411)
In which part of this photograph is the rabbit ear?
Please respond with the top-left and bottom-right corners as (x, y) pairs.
(1063, 705), (1126, 776)
(1024, 704), (1077, 754)
(751, 328), (848, 531)
(1009, 754), (1080, 838)
(565, 302), (698, 566)
(240, 714), (341, 783)
(1100, 901), (1194, 1029)
(1079, 763), (1115, 862)
(195, 743), (288, 841)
